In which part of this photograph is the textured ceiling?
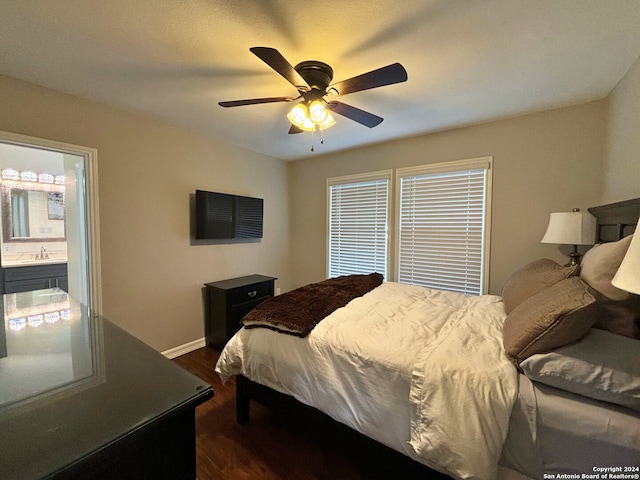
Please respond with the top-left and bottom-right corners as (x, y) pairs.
(1, 1), (640, 160)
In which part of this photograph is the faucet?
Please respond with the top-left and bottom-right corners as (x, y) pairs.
(35, 246), (49, 260)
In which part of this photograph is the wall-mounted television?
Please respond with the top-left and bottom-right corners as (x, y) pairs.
(195, 190), (263, 240)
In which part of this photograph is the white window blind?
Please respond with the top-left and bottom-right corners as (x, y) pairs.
(397, 158), (491, 295)
(328, 172), (390, 279)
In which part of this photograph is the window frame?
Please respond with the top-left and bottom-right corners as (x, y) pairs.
(326, 170), (393, 280)
(394, 156), (493, 294)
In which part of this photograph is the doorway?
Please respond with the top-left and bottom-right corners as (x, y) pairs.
(0, 131), (101, 314)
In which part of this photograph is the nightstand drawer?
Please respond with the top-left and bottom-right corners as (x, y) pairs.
(230, 281), (272, 306)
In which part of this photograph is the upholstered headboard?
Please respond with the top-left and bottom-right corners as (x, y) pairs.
(588, 197), (640, 242)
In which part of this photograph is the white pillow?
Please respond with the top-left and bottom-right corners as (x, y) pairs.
(580, 235), (633, 301)
(520, 328), (640, 412)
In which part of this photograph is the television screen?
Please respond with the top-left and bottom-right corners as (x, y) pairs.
(235, 195), (264, 238)
(195, 190), (263, 240)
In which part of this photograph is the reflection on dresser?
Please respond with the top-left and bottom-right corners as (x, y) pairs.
(0, 288), (102, 414)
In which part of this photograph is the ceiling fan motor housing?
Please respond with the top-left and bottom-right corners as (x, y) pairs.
(294, 61), (334, 95)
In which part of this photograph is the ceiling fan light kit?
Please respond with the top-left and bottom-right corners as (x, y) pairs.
(219, 47), (408, 151)
(287, 101), (335, 132)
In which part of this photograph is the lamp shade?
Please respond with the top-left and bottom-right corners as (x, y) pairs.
(308, 100), (329, 124)
(541, 210), (596, 245)
(287, 103), (309, 128)
(611, 232), (640, 294)
(287, 100), (336, 132)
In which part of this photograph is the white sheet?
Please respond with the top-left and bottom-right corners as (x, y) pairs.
(216, 282), (519, 479)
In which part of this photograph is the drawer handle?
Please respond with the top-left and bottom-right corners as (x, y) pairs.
(248, 291), (257, 298)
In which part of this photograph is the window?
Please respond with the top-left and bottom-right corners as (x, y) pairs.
(326, 158), (492, 295)
(396, 157), (492, 295)
(327, 171), (391, 279)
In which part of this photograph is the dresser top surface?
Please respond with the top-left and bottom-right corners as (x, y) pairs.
(0, 288), (213, 480)
(205, 274), (277, 291)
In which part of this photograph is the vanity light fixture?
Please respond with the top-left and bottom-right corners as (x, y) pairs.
(38, 173), (54, 184)
(27, 314), (44, 328)
(1, 169), (19, 181)
(20, 171), (38, 182)
(44, 311), (61, 324)
(5, 283), (74, 332)
(9, 318), (27, 331)
(1, 168), (65, 185)
(8, 310), (68, 331)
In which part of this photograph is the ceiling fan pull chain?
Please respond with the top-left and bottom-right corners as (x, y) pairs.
(311, 129), (315, 152)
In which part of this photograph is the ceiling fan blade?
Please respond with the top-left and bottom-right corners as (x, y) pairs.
(328, 101), (383, 128)
(328, 63), (407, 96)
(250, 47), (309, 90)
(218, 96), (294, 107)
(288, 125), (303, 134)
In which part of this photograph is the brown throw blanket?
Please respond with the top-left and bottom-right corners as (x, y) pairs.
(240, 273), (384, 337)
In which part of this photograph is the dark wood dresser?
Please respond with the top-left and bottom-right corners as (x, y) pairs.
(205, 274), (277, 350)
(0, 288), (213, 480)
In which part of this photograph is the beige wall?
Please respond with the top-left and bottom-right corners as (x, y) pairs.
(289, 101), (606, 295)
(2, 61), (633, 349)
(603, 55), (640, 204)
(0, 74), (291, 352)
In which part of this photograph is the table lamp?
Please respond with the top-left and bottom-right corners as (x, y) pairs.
(611, 230), (639, 294)
(541, 208), (596, 266)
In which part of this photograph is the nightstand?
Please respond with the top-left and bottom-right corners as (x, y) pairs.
(205, 274), (277, 350)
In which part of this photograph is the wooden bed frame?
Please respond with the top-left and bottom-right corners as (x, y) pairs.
(589, 196), (640, 241)
(234, 196), (640, 470)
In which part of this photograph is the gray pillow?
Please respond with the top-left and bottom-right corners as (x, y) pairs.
(501, 258), (579, 314)
(591, 288), (640, 339)
(521, 328), (640, 412)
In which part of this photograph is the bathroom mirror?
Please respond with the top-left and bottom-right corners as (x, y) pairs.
(1, 183), (66, 243)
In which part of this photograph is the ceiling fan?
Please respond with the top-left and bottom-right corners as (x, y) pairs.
(218, 47), (408, 135)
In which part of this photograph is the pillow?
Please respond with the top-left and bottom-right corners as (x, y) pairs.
(580, 234), (633, 301)
(591, 288), (640, 339)
(503, 277), (598, 365)
(520, 328), (640, 412)
(501, 258), (579, 314)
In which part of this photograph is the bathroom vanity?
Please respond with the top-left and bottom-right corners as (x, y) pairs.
(0, 167), (69, 294)
(0, 262), (68, 294)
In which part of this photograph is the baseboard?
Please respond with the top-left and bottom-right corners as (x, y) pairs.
(162, 337), (207, 359)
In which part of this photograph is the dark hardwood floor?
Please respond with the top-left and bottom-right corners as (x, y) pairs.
(173, 347), (450, 480)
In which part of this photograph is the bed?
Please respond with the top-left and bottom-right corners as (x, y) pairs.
(215, 198), (640, 480)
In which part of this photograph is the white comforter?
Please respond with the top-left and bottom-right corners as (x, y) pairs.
(215, 282), (518, 479)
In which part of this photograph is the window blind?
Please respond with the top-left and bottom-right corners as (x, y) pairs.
(328, 176), (389, 279)
(397, 165), (489, 295)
